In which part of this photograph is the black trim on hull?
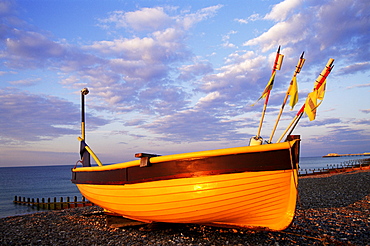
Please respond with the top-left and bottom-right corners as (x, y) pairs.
(72, 140), (299, 185)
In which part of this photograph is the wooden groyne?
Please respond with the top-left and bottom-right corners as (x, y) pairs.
(13, 196), (94, 210)
(299, 158), (370, 176)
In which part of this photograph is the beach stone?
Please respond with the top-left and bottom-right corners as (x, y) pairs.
(0, 170), (369, 245)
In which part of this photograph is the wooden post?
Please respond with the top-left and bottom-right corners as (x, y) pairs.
(11, 195), (95, 210)
(74, 196), (78, 208)
(53, 197), (57, 210)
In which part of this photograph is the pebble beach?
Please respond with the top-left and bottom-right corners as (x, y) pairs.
(1, 170), (369, 245)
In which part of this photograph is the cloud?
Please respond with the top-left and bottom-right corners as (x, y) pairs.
(325, 126), (369, 144)
(8, 78), (41, 86)
(199, 50), (266, 99)
(244, 0), (370, 69)
(177, 61), (213, 81)
(4, 30), (65, 68)
(0, 88), (108, 144)
(61, 5), (223, 114)
(221, 30), (238, 48)
(1, 19), (101, 71)
(346, 83), (370, 89)
(235, 13), (261, 24)
(98, 5), (222, 32)
(300, 118), (341, 127)
(338, 62), (370, 75)
(181, 4), (223, 30)
(264, 0), (301, 21)
(115, 7), (173, 31)
(142, 108), (246, 143)
(196, 91), (223, 107)
(243, 13), (310, 51)
(353, 119), (370, 125)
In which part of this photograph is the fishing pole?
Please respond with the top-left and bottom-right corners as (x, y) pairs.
(277, 58), (334, 142)
(268, 51), (305, 143)
(251, 46), (284, 146)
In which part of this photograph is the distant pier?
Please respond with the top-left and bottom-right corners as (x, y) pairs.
(323, 152), (370, 158)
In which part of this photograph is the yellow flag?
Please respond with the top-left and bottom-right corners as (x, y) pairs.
(304, 78), (327, 121)
(261, 71), (276, 98)
(317, 79), (326, 100)
(251, 71), (276, 106)
(304, 91), (317, 121)
(287, 76), (298, 110)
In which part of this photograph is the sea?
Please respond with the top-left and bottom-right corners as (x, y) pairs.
(0, 156), (368, 219)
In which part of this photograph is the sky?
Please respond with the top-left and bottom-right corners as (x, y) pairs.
(0, 0), (369, 167)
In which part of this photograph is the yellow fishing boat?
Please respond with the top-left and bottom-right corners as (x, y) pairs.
(72, 139), (299, 231)
(72, 88), (300, 231)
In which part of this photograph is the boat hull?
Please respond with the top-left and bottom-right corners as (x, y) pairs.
(72, 137), (300, 231)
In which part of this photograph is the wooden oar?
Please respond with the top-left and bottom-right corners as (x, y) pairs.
(268, 52), (305, 143)
(276, 58), (334, 142)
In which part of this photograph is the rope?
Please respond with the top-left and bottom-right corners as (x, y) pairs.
(74, 158), (83, 169)
(285, 142), (344, 244)
(285, 140), (327, 243)
(288, 140), (298, 190)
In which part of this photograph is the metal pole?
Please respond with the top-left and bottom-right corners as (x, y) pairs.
(81, 88), (89, 141)
(80, 88), (91, 167)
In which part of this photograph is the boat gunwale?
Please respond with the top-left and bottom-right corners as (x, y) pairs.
(73, 139), (300, 173)
(71, 140), (300, 185)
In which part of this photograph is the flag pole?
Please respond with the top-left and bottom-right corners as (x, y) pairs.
(276, 107), (304, 143)
(253, 46), (283, 144)
(268, 52), (305, 143)
(286, 111), (303, 137)
(256, 89), (270, 138)
(276, 58), (334, 142)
